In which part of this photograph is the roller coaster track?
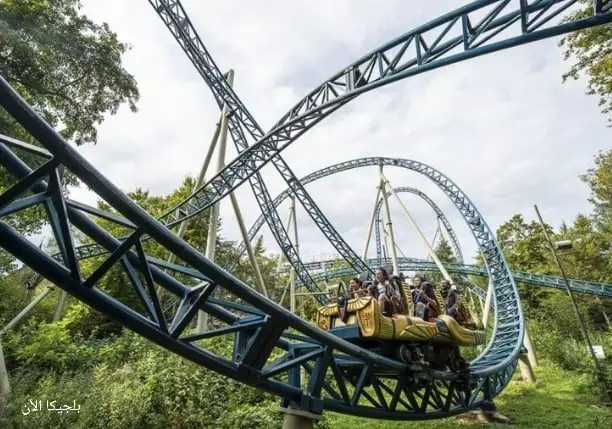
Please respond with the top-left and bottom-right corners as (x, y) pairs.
(149, 0), (372, 285)
(1, 0), (610, 420)
(305, 259), (612, 298)
(234, 157), (612, 297)
(373, 187), (464, 266)
(18, 153), (611, 301)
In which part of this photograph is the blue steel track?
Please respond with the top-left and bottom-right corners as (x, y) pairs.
(0, 0), (610, 420)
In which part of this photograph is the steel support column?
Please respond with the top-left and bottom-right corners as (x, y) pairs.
(52, 290), (69, 322)
(362, 184), (382, 262)
(0, 340), (9, 414)
(289, 196), (298, 313)
(379, 169), (399, 274)
(0, 285), (55, 335)
(197, 70), (234, 333)
(230, 191), (268, 297)
(380, 170), (454, 283)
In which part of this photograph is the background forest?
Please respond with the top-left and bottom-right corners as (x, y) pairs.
(0, 0), (611, 428)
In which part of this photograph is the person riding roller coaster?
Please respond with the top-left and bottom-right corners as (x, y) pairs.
(439, 280), (472, 327)
(411, 273), (439, 320)
(373, 267), (404, 316)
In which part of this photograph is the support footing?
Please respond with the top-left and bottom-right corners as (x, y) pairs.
(278, 407), (321, 429)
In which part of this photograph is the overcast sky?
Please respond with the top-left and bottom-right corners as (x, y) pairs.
(70, 0), (610, 265)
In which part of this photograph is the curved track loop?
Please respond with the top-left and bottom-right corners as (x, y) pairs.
(16, 1), (611, 303)
(307, 259), (612, 298)
(150, 0), (612, 227)
(232, 157), (612, 297)
(372, 187), (463, 264)
(0, 79), (520, 418)
(1, 1), (610, 420)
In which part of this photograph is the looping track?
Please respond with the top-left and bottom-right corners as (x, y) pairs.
(0, 0), (610, 420)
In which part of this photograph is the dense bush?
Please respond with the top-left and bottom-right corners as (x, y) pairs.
(1, 326), (283, 429)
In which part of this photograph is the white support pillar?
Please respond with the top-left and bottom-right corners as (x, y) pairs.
(230, 192), (268, 297)
(276, 206), (294, 273)
(280, 407), (320, 429)
(379, 169), (399, 275)
(0, 340), (9, 414)
(523, 320), (538, 367)
(289, 196), (297, 314)
(52, 290), (69, 322)
(482, 279), (493, 329)
(518, 354), (536, 383)
(290, 196), (302, 315)
(362, 184), (382, 261)
(426, 222), (441, 262)
(197, 70), (234, 333)
(1, 286), (54, 335)
(379, 170), (454, 284)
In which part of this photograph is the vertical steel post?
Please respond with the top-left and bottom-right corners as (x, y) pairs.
(229, 192), (268, 297)
(534, 204), (611, 403)
(380, 170), (454, 283)
(362, 185), (382, 261)
(518, 354), (536, 383)
(523, 322), (538, 367)
(277, 208), (294, 272)
(0, 286), (54, 335)
(426, 222), (441, 261)
(52, 290), (69, 322)
(0, 340), (9, 414)
(197, 70), (234, 333)
(379, 169), (399, 274)
(290, 196), (301, 315)
(289, 196), (297, 313)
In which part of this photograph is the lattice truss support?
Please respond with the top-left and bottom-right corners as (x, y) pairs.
(16, 150), (612, 301)
(12, 1), (610, 305)
(143, 0), (612, 233)
(0, 74), (519, 418)
(1, 0), (611, 420)
(150, 0), (372, 293)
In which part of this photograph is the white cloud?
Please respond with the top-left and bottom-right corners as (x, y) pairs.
(66, 0), (610, 271)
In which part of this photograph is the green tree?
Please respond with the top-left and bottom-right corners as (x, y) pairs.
(581, 149), (612, 235)
(0, 0), (139, 145)
(426, 235), (457, 284)
(559, 0), (612, 126)
(0, 0), (139, 272)
(434, 235), (456, 264)
(495, 214), (556, 307)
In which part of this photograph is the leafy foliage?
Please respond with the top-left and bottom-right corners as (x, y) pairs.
(581, 149), (612, 235)
(0, 0), (139, 275)
(0, 0), (139, 145)
(559, 0), (612, 126)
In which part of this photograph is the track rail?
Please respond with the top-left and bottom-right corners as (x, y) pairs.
(0, 75), (519, 417)
(1, 0), (610, 419)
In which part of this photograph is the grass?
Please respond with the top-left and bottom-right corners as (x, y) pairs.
(324, 360), (612, 429)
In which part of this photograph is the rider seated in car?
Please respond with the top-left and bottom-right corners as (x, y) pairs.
(413, 274), (438, 320)
(374, 267), (402, 316)
(348, 277), (368, 298)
